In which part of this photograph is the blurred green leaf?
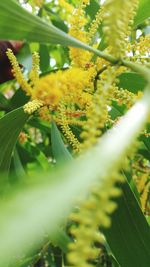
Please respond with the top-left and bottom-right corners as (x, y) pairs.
(134, 0), (150, 27)
(0, 94), (149, 266)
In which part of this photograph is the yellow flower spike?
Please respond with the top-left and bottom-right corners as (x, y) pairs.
(141, 182), (150, 213)
(136, 34), (150, 55)
(80, 67), (117, 151)
(23, 100), (43, 115)
(103, 0), (139, 58)
(58, 102), (81, 153)
(6, 49), (32, 95)
(88, 6), (104, 44)
(69, 1), (92, 67)
(68, 169), (124, 267)
(137, 173), (149, 194)
(58, 0), (74, 15)
(110, 86), (136, 108)
(29, 52), (40, 88)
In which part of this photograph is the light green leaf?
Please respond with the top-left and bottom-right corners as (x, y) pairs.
(134, 0), (150, 27)
(0, 0), (115, 62)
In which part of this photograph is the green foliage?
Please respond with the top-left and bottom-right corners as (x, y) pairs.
(0, 107), (29, 174)
(0, 1), (149, 267)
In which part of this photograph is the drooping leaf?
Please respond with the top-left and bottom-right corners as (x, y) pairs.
(0, 107), (29, 174)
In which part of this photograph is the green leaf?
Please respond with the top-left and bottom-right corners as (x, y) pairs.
(0, 0), (115, 62)
(103, 181), (150, 267)
(0, 0), (84, 46)
(39, 44), (50, 73)
(85, 0), (100, 19)
(0, 93), (9, 111)
(12, 148), (26, 178)
(51, 121), (72, 163)
(10, 89), (30, 109)
(118, 72), (147, 93)
(0, 107), (29, 174)
(134, 0), (150, 27)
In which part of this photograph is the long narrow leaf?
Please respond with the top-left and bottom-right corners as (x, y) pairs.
(0, 0), (115, 62)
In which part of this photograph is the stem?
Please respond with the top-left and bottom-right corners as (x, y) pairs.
(94, 65), (108, 91)
(87, 45), (118, 64)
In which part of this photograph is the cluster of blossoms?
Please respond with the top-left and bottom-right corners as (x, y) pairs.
(103, 0), (139, 58)
(6, 0), (150, 266)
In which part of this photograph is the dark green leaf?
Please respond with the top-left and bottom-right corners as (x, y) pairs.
(104, 181), (150, 267)
(39, 44), (50, 72)
(118, 72), (146, 93)
(0, 107), (29, 174)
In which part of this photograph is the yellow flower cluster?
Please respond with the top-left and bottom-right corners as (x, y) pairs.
(68, 171), (123, 267)
(88, 6), (104, 44)
(80, 67), (117, 150)
(31, 67), (93, 108)
(6, 49), (32, 95)
(132, 158), (150, 214)
(140, 181), (150, 213)
(58, 102), (81, 153)
(69, 1), (92, 67)
(29, 52), (40, 87)
(111, 86), (136, 108)
(23, 99), (43, 114)
(135, 34), (150, 56)
(103, 0), (139, 58)
(6, 49), (94, 110)
(58, 0), (74, 19)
